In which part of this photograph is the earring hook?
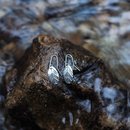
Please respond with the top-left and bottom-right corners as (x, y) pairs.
(65, 54), (74, 67)
(49, 55), (58, 68)
(65, 54), (80, 71)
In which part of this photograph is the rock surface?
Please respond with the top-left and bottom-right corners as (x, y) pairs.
(5, 35), (130, 130)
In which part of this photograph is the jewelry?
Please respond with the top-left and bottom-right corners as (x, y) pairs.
(48, 55), (59, 85)
(63, 54), (74, 84)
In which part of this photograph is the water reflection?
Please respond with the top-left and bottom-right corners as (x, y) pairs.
(77, 99), (91, 112)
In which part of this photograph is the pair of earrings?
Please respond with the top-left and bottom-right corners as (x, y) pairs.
(47, 54), (79, 85)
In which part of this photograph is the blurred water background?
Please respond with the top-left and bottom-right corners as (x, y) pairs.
(0, 0), (130, 129)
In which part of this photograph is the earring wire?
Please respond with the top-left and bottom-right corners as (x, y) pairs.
(65, 54), (74, 67)
(49, 55), (58, 68)
(65, 54), (80, 71)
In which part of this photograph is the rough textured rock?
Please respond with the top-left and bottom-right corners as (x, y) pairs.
(5, 35), (130, 130)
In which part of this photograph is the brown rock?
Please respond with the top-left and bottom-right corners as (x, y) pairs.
(5, 35), (129, 130)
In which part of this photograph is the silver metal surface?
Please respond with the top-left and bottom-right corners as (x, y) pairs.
(63, 54), (74, 84)
(48, 55), (59, 84)
(63, 65), (73, 84)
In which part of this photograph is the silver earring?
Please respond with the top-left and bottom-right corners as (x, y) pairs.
(63, 54), (74, 84)
(48, 55), (59, 85)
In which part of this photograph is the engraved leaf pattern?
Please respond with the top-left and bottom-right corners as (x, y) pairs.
(48, 66), (59, 84)
(63, 65), (73, 84)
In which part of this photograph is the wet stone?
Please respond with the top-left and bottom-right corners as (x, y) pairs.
(4, 35), (130, 130)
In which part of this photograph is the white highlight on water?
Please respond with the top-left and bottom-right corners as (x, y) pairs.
(69, 112), (73, 126)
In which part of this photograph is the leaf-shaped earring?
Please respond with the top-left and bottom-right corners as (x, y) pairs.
(63, 54), (74, 84)
(48, 55), (59, 85)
